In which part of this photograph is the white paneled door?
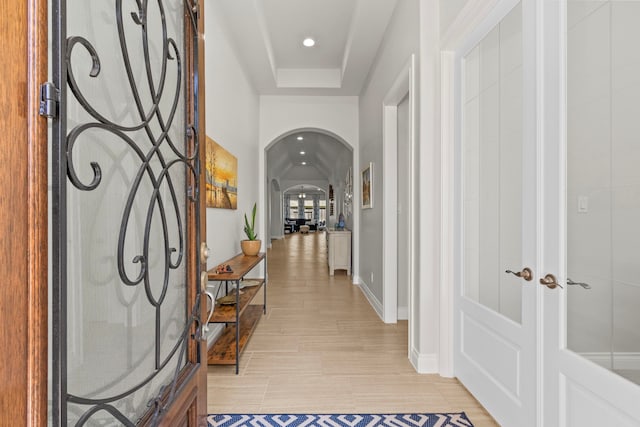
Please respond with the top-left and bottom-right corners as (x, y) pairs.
(541, 0), (640, 425)
(453, 0), (640, 426)
(454, 1), (537, 426)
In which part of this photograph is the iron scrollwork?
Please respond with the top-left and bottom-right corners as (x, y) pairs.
(55, 0), (202, 425)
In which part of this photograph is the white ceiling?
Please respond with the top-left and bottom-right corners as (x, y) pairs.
(213, 0), (398, 95)
(266, 131), (351, 185)
(213, 1), (397, 186)
(284, 184), (326, 199)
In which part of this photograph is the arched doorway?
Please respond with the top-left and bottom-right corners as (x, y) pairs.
(264, 129), (354, 256)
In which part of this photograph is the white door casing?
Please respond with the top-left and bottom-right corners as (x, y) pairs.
(397, 93), (411, 323)
(382, 55), (420, 369)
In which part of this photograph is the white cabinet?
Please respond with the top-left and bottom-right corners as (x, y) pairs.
(326, 229), (351, 276)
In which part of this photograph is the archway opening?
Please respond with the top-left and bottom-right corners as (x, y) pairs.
(265, 129), (354, 244)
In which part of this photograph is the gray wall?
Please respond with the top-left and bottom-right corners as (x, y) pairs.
(358, 0), (419, 304)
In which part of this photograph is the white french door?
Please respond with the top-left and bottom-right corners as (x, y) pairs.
(453, 0), (640, 426)
(454, 1), (537, 426)
(541, 0), (640, 425)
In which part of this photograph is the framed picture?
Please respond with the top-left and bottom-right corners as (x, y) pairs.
(205, 136), (238, 209)
(361, 162), (373, 209)
(344, 167), (353, 216)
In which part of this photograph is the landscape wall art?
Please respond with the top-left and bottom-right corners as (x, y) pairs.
(205, 136), (238, 209)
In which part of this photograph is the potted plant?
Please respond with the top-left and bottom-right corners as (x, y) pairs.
(241, 202), (261, 256)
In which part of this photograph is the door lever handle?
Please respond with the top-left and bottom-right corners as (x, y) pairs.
(567, 278), (591, 289)
(505, 267), (533, 281)
(203, 291), (215, 333)
(540, 273), (563, 289)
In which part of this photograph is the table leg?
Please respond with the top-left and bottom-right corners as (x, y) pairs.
(235, 279), (240, 375)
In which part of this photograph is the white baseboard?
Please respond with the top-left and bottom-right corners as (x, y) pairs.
(410, 347), (439, 374)
(581, 352), (640, 370)
(356, 281), (384, 321)
(398, 306), (408, 320)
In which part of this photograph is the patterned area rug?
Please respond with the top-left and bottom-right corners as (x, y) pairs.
(207, 413), (474, 427)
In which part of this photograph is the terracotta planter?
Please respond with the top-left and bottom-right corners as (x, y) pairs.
(241, 240), (261, 256)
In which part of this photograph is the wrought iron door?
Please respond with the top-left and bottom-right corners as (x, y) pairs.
(51, 0), (204, 425)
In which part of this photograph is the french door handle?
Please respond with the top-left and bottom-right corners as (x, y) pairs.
(567, 278), (591, 289)
(540, 273), (563, 289)
(505, 267), (533, 281)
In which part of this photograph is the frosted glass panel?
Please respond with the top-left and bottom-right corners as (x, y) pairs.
(63, 0), (189, 423)
(567, 1), (640, 386)
(463, 3), (523, 323)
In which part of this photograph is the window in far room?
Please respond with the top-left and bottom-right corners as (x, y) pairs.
(319, 200), (326, 222)
(289, 200), (298, 218)
(304, 200), (313, 220)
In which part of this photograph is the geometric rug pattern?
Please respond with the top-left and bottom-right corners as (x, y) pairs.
(207, 413), (474, 427)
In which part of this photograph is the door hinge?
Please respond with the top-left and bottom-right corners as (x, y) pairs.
(39, 82), (59, 119)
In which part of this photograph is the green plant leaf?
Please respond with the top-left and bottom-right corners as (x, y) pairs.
(243, 202), (258, 240)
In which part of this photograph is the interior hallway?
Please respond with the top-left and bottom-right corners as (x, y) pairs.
(207, 232), (499, 426)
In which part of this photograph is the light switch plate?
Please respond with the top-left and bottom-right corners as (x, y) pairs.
(578, 196), (589, 213)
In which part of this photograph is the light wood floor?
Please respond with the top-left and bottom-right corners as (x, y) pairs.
(207, 231), (499, 427)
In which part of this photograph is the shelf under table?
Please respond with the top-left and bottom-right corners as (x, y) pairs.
(205, 252), (267, 372)
(207, 281), (264, 324)
(207, 305), (263, 365)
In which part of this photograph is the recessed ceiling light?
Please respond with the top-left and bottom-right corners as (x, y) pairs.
(303, 37), (316, 47)
(300, 151), (305, 155)
(297, 136), (304, 141)
(301, 161), (307, 165)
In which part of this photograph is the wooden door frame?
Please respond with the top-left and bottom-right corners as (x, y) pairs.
(26, 0), (49, 424)
(0, 0), (48, 425)
(195, 2), (208, 424)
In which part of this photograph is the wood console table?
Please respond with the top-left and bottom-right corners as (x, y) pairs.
(206, 252), (267, 374)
